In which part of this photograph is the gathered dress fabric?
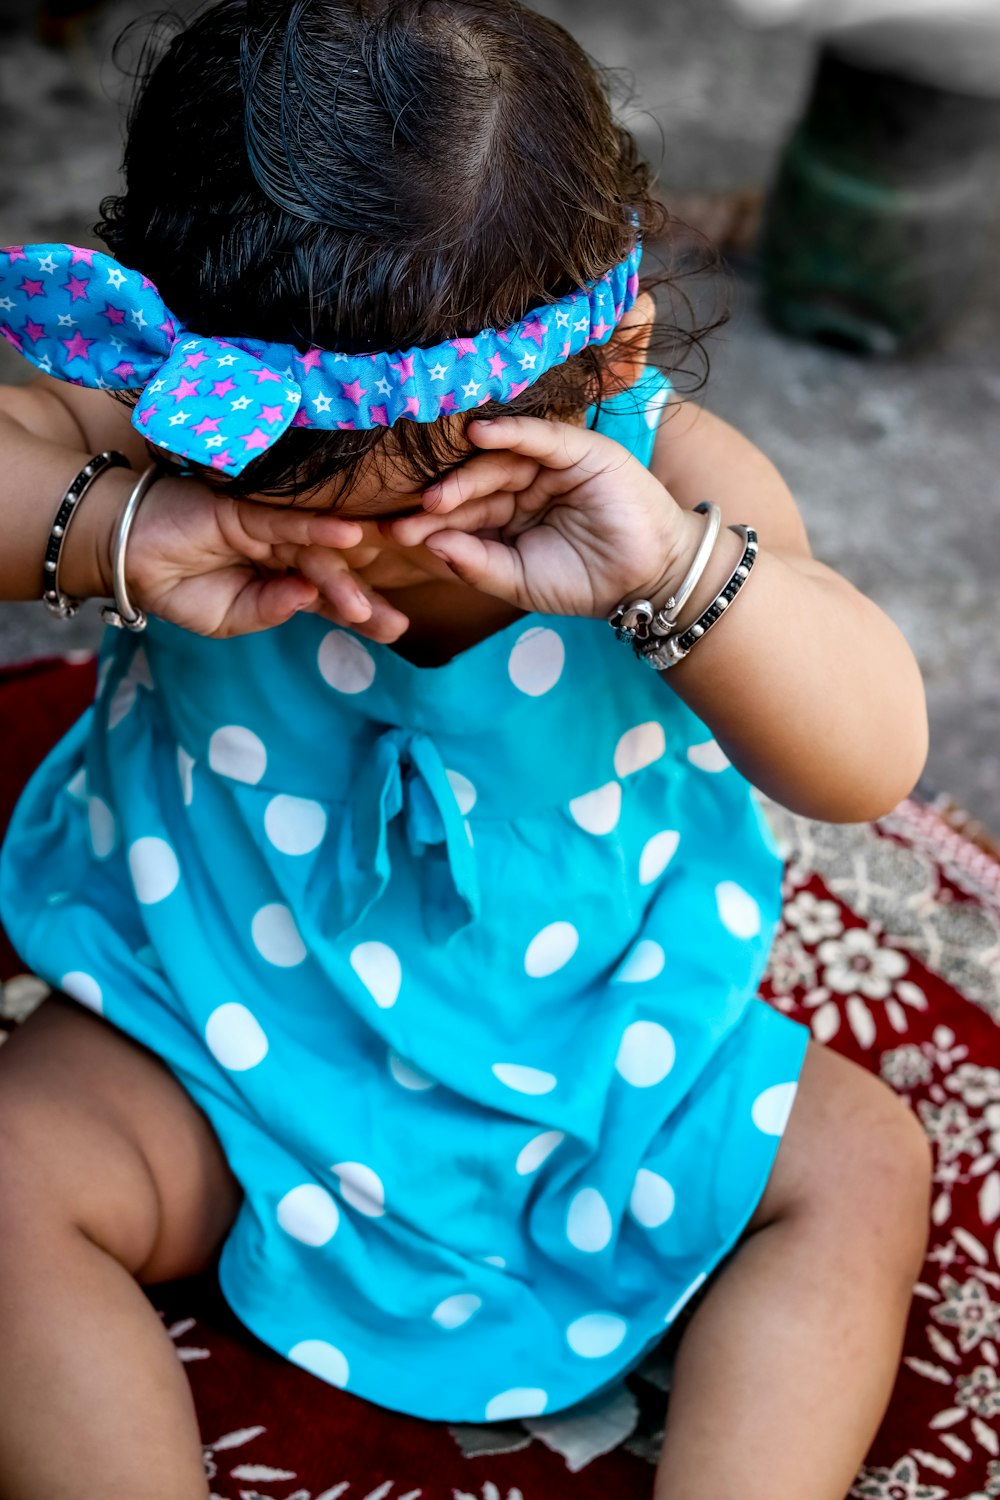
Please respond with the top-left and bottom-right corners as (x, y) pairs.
(0, 368), (809, 1423)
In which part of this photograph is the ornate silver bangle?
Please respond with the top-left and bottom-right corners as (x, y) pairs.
(639, 525), (759, 670)
(608, 502), (722, 647)
(98, 461), (163, 634)
(41, 450), (132, 619)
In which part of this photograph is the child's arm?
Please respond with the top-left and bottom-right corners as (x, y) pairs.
(0, 377), (407, 639)
(0, 380), (144, 603)
(645, 398), (929, 819)
(390, 409), (928, 824)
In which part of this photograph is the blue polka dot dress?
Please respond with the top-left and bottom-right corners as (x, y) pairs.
(0, 368), (809, 1423)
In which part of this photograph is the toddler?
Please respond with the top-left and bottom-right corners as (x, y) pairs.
(0, 2), (933, 1497)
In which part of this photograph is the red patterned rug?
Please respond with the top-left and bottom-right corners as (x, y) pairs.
(1, 652), (999, 1500)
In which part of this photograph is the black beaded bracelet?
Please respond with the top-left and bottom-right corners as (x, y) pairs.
(637, 525), (759, 671)
(42, 450), (132, 618)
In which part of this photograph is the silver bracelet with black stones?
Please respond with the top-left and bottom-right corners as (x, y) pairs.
(637, 525), (759, 671)
(41, 450), (132, 619)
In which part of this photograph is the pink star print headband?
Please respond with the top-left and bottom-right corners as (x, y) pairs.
(0, 239), (643, 478)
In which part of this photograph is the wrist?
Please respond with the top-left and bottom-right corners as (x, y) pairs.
(59, 467), (135, 601)
(630, 506), (713, 612)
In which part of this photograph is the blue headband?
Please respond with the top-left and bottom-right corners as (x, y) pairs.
(0, 240), (642, 478)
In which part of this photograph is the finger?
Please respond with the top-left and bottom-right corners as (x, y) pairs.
(390, 492), (519, 547)
(421, 452), (540, 516)
(266, 542), (371, 623)
(235, 500), (365, 551)
(467, 415), (619, 474)
(423, 529), (529, 608)
(293, 547), (410, 641)
(220, 573), (320, 637)
(299, 595), (411, 644)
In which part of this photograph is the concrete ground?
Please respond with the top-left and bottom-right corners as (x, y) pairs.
(1, 0), (998, 827)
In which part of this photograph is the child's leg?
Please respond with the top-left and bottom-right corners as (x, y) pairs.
(0, 995), (242, 1500)
(654, 1041), (932, 1500)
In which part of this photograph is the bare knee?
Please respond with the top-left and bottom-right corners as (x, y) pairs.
(853, 1080), (933, 1281)
(759, 1044), (932, 1287)
(0, 1087), (162, 1273)
(0, 998), (241, 1284)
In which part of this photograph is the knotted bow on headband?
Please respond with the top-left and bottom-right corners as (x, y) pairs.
(0, 240), (643, 479)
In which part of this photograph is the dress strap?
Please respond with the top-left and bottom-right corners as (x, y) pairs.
(588, 366), (672, 472)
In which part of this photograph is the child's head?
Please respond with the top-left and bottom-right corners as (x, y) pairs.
(98, 0), (674, 505)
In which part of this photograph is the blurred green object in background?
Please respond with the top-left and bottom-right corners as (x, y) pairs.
(761, 46), (1000, 354)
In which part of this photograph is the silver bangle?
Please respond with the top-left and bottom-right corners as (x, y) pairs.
(98, 461), (162, 633)
(608, 501), (723, 647)
(651, 501), (723, 633)
(41, 451), (132, 619)
(639, 525), (759, 670)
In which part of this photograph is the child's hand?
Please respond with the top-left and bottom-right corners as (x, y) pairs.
(387, 416), (697, 619)
(122, 476), (410, 641)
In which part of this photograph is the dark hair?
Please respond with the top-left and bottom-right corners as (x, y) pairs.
(98, 0), (716, 502)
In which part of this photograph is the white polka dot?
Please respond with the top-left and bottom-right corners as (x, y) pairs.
(445, 769), (477, 815)
(566, 1187), (613, 1253)
(264, 794), (328, 856)
(87, 796), (117, 859)
(614, 722), (666, 778)
(276, 1185), (340, 1246)
(66, 767), (87, 801)
(128, 837), (180, 905)
(208, 725), (267, 785)
(205, 1002), (269, 1070)
(388, 1051), (436, 1091)
(177, 746), (195, 807)
(127, 646), (154, 690)
(615, 1021), (676, 1088)
(515, 1130), (565, 1176)
(432, 1294), (482, 1330)
(508, 627), (565, 697)
(566, 1312), (628, 1358)
(615, 940), (666, 984)
(252, 904), (307, 967)
(350, 942), (401, 1008)
(108, 677), (137, 730)
(492, 1063), (557, 1096)
(524, 921), (579, 978)
(715, 881), (762, 939)
(289, 1339), (350, 1389)
(568, 782), (622, 835)
(60, 970), (103, 1014)
(687, 739), (730, 773)
(639, 830), (680, 886)
(485, 1388), (548, 1422)
(331, 1161), (386, 1217)
(751, 1082), (799, 1137)
(318, 630), (376, 694)
(482, 1255), (507, 1269)
(629, 1169), (676, 1228)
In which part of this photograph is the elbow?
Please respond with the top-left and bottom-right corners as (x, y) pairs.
(788, 709), (930, 826)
